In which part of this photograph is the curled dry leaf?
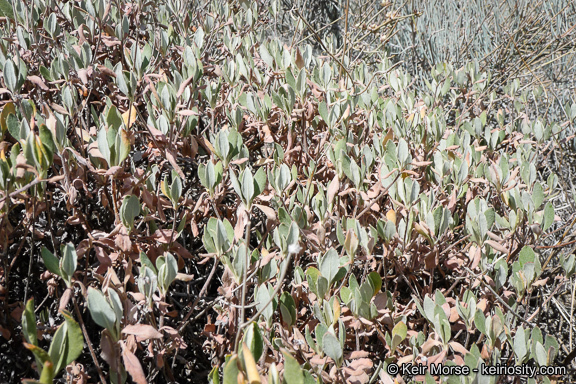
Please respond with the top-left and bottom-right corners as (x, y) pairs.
(115, 225), (132, 253)
(122, 324), (163, 341)
(121, 342), (147, 384)
(59, 288), (72, 312)
(27, 75), (49, 90)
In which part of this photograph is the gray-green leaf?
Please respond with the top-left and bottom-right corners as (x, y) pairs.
(87, 287), (116, 335)
(322, 332), (343, 366)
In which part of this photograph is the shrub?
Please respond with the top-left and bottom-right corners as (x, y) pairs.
(0, 0), (574, 383)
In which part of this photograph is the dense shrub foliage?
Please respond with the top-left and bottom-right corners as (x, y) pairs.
(0, 1), (575, 383)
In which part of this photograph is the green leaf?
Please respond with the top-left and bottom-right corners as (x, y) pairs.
(434, 290), (447, 306)
(322, 332), (343, 366)
(359, 281), (373, 303)
(107, 290), (123, 337)
(514, 326), (527, 362)
(229, 168), (242, 197)
(242, 322), (264, 362)
(349, 158), (361, 188)
(216, 130), (230, 164)
(434, 306), (452, 344)
(48, 320), (69, 374)
(38, 125), (55, 164)
(48, 310), (83, 374)
(222, 354), (240, 384)
(542, 202), (554, 231)
(206, 161), (216, 189)
(304, 324), (317, 353)
(41, 247), (61, 277)
(531, 326), (543, 346)
(390, 321), (407, 351)
(138, 266), (157, 308)
(120, 195), (141, 230)
(317, 276), (328, 300)
(286, 221), (300, 250)
(254, 167), (267, 196)
(59, 243), (77, 286)
(419, 295), (436, 322)
(214, 219), (230, 255)
(318, 101), (329, 125)
(532, 183), (544, 208)
(158, 253), (178, 294)
(86, 287), (116, 334)
(22, 298), (37, 345)
(96, 127), (111, 165)
(518, 246), (536, 267)
(544, 334), (559, 363)
(4, 60), (17, 93)
(306, 267), (321, 297)
(366, 272), (382, 296)
(474, 310), (486, 336)
(318, 248), (340, 285)
(255, 284), (274, 323)
(0, 101), (15, 135)
(169, 170), (182, 207)
(241, 168), (254, 205)
(45, 13), (57, 37)
(139, 252), (157, 275)
(296, 68), (306, 97)
(208, 365), (220, 384)
(0, 0), (14, 20)
(314, 323), (327, 352)
(279, 292), (297, 327)
(106, 105), (123, 131)
(259, 45), (274, 68)
(115, 68), (130, 97)
(340, 286), (352, 304)
(281, 350), (304, 384)
(285, 68), (296, 91)
(6, 111), (22, 142)
(397, 139), (410, 167)
(534, 342), (547, 366)
(23, 342), (52, 374)
(198, 163), (207, 189)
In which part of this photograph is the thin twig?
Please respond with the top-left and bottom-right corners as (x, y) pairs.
(237, 251), (293, 330)
(73, 295), (107, 384)
(525, 281), (565, 322)
(356, 171), (401, 219)
(0, 175), (65, 204)
(293, 9), (355, 85)
(234, 212), (252, 352)
(463, 267), (535, 327)
(178, 257), (219, 332)
(571, 276), (575, 350)
(23, 201), (34, 306)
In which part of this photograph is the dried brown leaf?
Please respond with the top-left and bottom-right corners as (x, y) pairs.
(327, 174), (339, 206)
(449, 341), (469, 356)
(151, 229), (176, 243)
(253, 203), (277, 223)
(27, 75), (49, 90)
(121, 342), (147, 384)
(176, 109), (199, 116)
(485, 240), (508, 254)
(115, 225), (132, 253)
(176, 76), (195, 99)
(122, 324), (163, 341)
(100, 330), (120, 371)
(166, 149), (185, 179)
(59, 288), (72, 312)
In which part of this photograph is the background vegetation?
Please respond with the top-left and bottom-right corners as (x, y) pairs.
(0, 0), (575, 383)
